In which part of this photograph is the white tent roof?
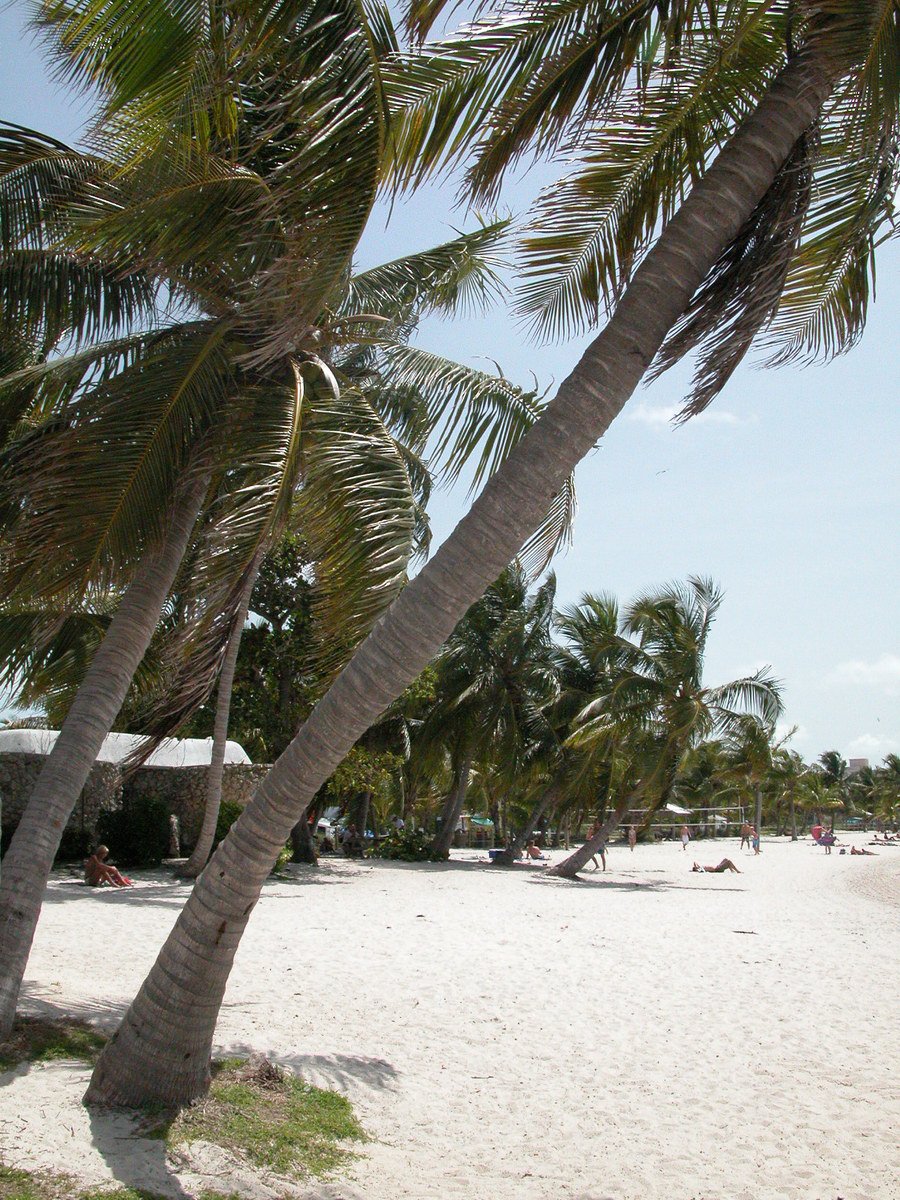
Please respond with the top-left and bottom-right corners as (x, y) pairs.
(0, 728), (251, 767)
(664, 802), (692, 815)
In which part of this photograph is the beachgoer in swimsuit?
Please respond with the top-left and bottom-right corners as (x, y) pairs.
(84, 846), (132, 887)
(691, 859), (741, 874)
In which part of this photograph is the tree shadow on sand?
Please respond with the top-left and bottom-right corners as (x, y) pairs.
(222, 1043), (399, 1095)
(87, 1103), (194, 1200)
(530, 873), (746, 893)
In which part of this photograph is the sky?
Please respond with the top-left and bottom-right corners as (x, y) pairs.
(0, 4), (897, 767)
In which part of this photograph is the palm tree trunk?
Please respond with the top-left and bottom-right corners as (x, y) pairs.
(0, 471), (208, 1039)
(754, 784), (763, 844)
(179, 560), (260, 879)
(790, 796), (798, 841)
(85, 48), (840, 1108)
(547, 793), (631, 879)
(290, 814), (318, 864)
(431, 757), (471, 857)
(492, 783), (561, 866)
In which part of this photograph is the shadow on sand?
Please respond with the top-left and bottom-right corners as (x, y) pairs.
(222, 1043), (399, 1094)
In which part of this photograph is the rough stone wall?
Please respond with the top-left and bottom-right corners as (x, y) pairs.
(123, 763), (270, 850)
(0, 753), (268, 856)
(0, 753), (122, 853)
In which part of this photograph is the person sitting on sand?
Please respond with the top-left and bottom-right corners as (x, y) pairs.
(691, 859), (741, 874)
(84, 846), (132, 888)
(525, 840), (548, 861)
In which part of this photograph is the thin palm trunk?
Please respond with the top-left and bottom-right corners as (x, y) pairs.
(86, 48), (839, 1107)
(0, 472), (208, 1038)
(180, 561), (260, 878)
(790, 796), (798, 840)
(492, 782), (560, 866)
(754, 784), (763, 844)
(432, 757), (471, 857)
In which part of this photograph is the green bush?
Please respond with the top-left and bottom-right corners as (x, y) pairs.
(213, 799), (244, 849)
(55, 828), (94, 863)
(97, 798), (169, 867)
(368, 828), (447, 862)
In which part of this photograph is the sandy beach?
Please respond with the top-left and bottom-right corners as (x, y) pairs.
(2, 835), (898, 1200)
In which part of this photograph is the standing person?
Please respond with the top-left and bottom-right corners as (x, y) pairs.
(680, 824), (691, 851)
(587, 821), (607, 871)
(627, 825), (637, 852)
(740, 820), (752, 850)
(751, 826), (761, 855)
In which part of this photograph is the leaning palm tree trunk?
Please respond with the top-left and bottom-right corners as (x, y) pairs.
(431, 756), (471, 857)
(0, 472), (209, 1038)
(85, 48), (839, 1107)
(492, 782), (561, 866)
(547, 793), (636, 879)
(179, 564), (260, 879)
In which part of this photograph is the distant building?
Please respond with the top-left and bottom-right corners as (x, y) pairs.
(847, 758), (870, 775)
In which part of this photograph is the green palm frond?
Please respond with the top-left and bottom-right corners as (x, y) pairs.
(386, 0), (726, 193)
(514, 5), (783, 339)
(376, 342), (544, 488)
(298, 384), (417, 676)
(341, 216), (510, 324)
(517, 470), (576, 580)
(0, 320), (230, 601)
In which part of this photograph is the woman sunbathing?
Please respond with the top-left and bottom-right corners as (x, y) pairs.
(691, 859), (741, 874)
(84, 845), (133, 887)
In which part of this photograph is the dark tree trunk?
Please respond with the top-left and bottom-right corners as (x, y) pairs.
(492, 784), (561, 866)
(290, 815), (318, 864)
(432, 758), (471, 857)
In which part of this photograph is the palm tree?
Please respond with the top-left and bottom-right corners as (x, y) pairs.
(818, 749), (850, 830)
(0, 4), (574, 1031)
(547, 579), (782, 877)
(416, 566), (558, 856)
(86, 6), (892, 1103)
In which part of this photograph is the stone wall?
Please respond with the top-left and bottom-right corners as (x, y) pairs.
(124, 763), (270, 849)
(0, 753), (269, 856)
(0, 753), (122, 854)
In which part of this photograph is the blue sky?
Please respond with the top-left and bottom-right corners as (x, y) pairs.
(1, 4), (897, 766)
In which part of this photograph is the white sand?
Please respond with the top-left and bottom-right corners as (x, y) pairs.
(3, 835), (898, 1199)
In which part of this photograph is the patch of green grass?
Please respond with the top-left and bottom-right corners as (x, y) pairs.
(0, 1164), (243, 1200)
(169, 1058), (366, 1180)
(0, 1019), (106, 1072)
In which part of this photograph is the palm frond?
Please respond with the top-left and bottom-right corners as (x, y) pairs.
(341, 216), (510, 324)
(514, 5), (784, 339)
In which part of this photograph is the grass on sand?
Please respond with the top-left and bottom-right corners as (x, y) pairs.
(0, 1019), (106, 1072)
(165, 1056), (366, 1179)
(0, 1165), (242, 1200)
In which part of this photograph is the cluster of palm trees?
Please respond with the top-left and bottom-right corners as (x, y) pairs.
(358, 571), (785, 877)
(0, 0), (896, 1108)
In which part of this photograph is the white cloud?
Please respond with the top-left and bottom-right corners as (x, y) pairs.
(846, 732), (897, 759)
(832, 654), (900, 695)
(627, 402), (741, 428)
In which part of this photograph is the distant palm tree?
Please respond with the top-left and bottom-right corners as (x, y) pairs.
(818, 749), (850, 830)
(548, 579), (782, 878)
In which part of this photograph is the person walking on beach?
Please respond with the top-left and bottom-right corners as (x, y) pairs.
(627, 825), (637, 852)
(750, 826), (761, 855)
(740, 820), (752, 850)
(680, 824), (691, 851)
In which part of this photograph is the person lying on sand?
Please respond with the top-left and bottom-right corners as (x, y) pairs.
(691, 859), (741, 874)
(850, 845), (877, 856)
(84, 846), (133, 888)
